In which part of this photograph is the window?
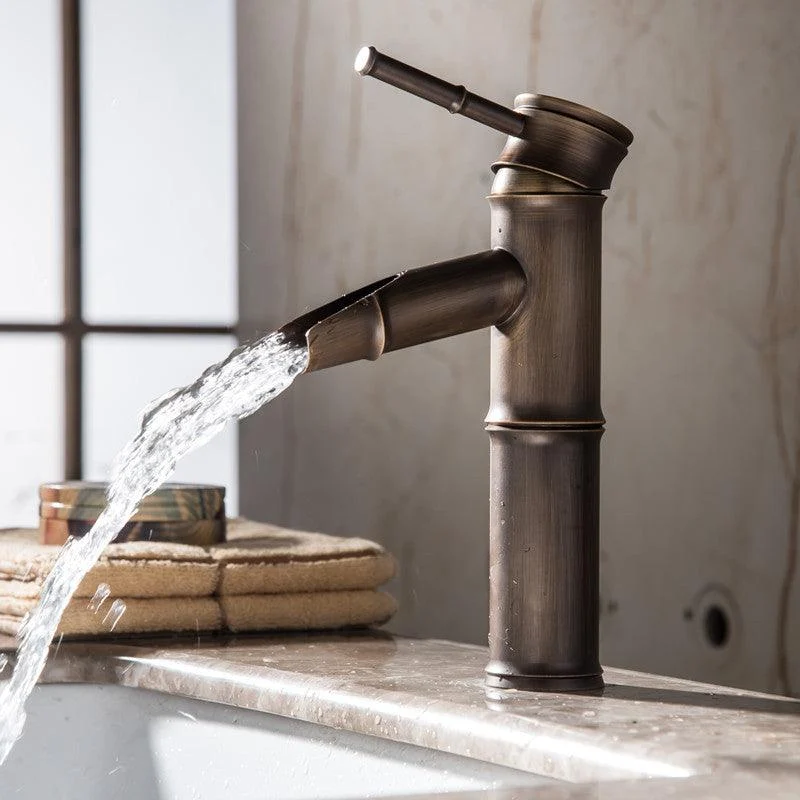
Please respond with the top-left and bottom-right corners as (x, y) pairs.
(0, 0), (238, 526)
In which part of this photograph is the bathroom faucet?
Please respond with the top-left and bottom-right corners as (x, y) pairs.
(281, 47), (633, 692)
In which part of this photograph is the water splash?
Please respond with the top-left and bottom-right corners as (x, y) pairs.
(0, 331), (308, 763)
(88, 583), (111, 613)
(102, 599), (126, 632)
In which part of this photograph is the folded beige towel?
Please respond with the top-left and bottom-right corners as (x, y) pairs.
(0, 520), (395, 598)
(0, 519), (397, 638)
(0, 529), (217, 598)
(0, 597), (221, 638)
(220, 591), (397, 633)
(215, 519), (396, 595)
(0, 590), (396, 638)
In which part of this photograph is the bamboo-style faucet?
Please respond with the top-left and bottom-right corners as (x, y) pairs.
(281, 47), (633, 691)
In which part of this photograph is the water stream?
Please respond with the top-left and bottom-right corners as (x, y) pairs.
(0, 330), (308, 763)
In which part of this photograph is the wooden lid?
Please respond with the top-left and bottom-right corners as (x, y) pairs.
(39, 516), (226, 546)
(39, 482), (226, 523)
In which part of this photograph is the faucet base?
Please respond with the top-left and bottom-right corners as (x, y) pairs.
(485, 671), (604, 693)
(487, 427), (603, 694)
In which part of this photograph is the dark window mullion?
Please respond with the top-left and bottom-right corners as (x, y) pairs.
(56, 0), (238, 482)
(0, 323), (236, 335)
(62, 0), (82, 480)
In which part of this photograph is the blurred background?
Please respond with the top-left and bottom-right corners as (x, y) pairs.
(1, 0), (799, 696)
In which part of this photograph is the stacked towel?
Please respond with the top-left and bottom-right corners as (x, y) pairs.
(0, 519), (396, 638)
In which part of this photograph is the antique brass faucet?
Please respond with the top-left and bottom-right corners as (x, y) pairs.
(281, 47), (633, 691)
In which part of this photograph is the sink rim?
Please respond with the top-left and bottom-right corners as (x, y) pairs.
(2, 631), (800, 794)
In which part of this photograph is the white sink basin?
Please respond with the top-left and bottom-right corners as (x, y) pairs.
(0, 684), (555, 799)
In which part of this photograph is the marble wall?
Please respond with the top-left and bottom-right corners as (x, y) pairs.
(237, 0), (800, 694)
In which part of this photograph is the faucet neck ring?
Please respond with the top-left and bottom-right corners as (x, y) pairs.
(493, 95), (632, 191)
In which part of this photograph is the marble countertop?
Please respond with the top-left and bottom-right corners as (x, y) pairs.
(2, 631), (800, 798)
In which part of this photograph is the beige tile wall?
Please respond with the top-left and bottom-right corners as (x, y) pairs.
(238, 0), (800, 694)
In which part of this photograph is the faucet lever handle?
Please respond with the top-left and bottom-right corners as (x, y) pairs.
(355, 46), (526, 139)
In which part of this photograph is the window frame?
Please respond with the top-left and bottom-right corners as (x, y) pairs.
(0, 0), (236, 480)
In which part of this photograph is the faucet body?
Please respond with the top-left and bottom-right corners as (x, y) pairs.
(281, 49), (632, 692)
(486, 173), (605, 690)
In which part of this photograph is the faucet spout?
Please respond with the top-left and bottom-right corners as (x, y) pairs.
(280, 250), (525, 373)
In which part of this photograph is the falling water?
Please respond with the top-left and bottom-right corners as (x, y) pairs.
(102, 599), (127, 631)
(87, 583), (111, 613)
(0, 331), (308, 763)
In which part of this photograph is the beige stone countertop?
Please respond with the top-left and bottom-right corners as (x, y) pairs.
(2, 631), (800, 798)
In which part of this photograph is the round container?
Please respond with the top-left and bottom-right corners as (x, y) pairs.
(39, 482), (226, 546)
